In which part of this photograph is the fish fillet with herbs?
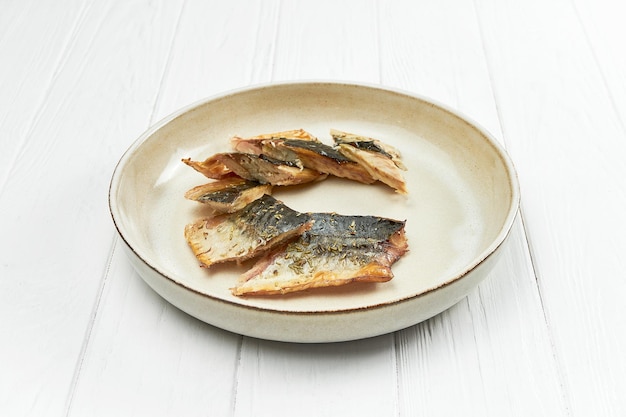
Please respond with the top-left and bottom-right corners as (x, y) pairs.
(184, 195), (313, 267)
(232, 212), (408, 296)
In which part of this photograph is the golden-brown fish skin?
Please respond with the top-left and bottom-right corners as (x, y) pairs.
(232, 213), (408, 296)
(184, 195), (313, 268)
(184, 177), (273, 214)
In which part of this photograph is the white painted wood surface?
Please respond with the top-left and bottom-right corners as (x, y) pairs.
(1, 1), (624, 416)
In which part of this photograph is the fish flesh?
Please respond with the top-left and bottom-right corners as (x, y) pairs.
(184, 195), (313, 267)
(232, 212), (408, 296)
(331, 129), (407, 194)
(184, 177), (272, 213)
(185, 152), (326, 186)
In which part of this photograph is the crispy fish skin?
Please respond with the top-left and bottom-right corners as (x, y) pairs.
(232, 213), (408, 296)
(274, 139), (376, 184)
(184, 195), (313, 267)
(184, 177), (272, 213)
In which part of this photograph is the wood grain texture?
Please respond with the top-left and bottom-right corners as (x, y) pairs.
(379, 1), (565, 415)
(66, 242), (241, 417)
(0, 0), (88, 191)
(67, 1), (277, 415)
(0, 1), (185, 415)
(573, 0), (626, 126)
(234, 336), (398, 417)
(152, 0), (283, 120)
(475, 0), (626, 415)
(396, 220), (566, 416)
(271, 0), (380, 82)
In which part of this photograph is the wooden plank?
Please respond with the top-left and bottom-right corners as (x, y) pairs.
(66, 1), (283, 415)
(573, 0), (626, 124)
(152, 0), (283, 120)
(0, 0), (86, 193)
(270, 0), (380, 82)
(474, 0), (626, 415)
(66, 242), (241, 416)
(0, 2), (92, 415)
(379, 1), (566, 415)
(396, 220), (566, 416)
(0, 1), (185, 415)
(234, 336), (398, 417)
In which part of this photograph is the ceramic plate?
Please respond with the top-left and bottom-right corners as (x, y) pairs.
(109, 81), (519, 342)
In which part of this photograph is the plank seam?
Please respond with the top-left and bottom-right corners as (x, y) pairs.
(375, 0), (383, 84)
(517, 208), (573, 416)
(0, 0), (94, 199)
(228, 336), (245, 417)
(571, 0), (626, 138)
(148, 0), (188, 125)
(63, 235), (119, 417)
(470, 1), (573, 414)
(268, 0), (282, 82)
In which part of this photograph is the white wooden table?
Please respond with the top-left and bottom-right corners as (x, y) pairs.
(2, 1), (625, 416)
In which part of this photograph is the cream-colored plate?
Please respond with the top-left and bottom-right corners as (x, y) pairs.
(109, 81), (519, 342)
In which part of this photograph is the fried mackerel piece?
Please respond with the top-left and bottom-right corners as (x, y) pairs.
(267, 139), (377, 184)
(184, 177), (273, 214)
(231, 129), (376, 184)
(232, 212), (408, 296)
(331, 129), (408, 194)
(185, 195), (313, 267)
(184, 152), (325, 186)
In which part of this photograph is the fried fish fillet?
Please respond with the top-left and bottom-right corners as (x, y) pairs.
(331, 129), (407, 194)
(219, 152), (325, 185)
(232, 212), (408, 296)
(184, 177), (272, 213)
(184, 152), (326, 185)
(184, 195), (313, 267)
(268, 139), (376, 184)
(232, 130), (376, 184)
